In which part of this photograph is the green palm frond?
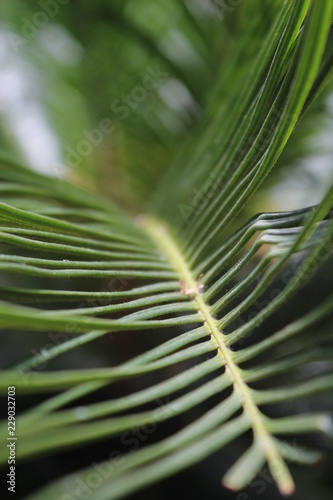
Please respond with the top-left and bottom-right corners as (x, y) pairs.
(1, 1), (333, 499)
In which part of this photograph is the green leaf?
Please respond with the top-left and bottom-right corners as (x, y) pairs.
(1, 1), (333, 499)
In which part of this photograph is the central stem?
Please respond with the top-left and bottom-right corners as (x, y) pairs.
(143, 216), (294, 495)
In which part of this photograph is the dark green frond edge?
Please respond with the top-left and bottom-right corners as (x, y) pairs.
(0, 2), (333, 499)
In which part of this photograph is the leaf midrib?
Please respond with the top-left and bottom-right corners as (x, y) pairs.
(144, 216), (295, 495)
